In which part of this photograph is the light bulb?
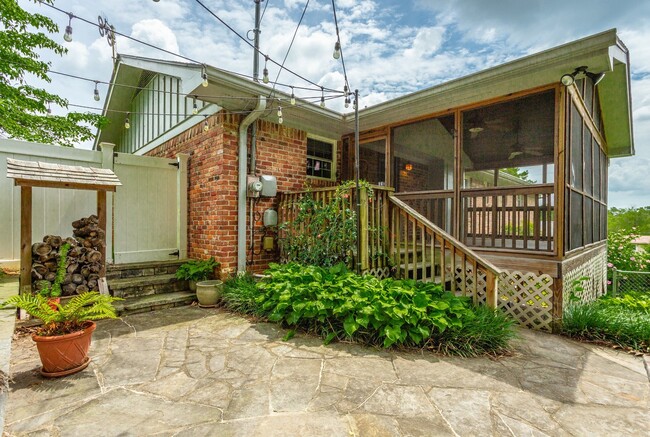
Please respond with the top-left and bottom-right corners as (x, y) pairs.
(47, 103), (52, 116)
(64, 25), (73, 42)
(202, 72), (208, 87)
(203, 119), (209, 132)
(320, 97), (325, 108)
(262, 68), (269, 84)
(93, 83), (100, 101)
(63, 14), (73, 42)
(124, 117), (130, 129)
(277, 106), (282, 118)
(192, 96), (198, 114)
(278, 116), (283, 125)
(345, 97), (350, 108)
(290, 88), (296, 105)
(333, 41), (341, 60)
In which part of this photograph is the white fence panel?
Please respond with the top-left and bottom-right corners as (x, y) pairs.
(0, 140), (101, 265)
(113, 153), (181, 264)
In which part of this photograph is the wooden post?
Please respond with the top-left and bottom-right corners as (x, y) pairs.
(359, 187), (369, 272)
(19, 186), (32, 298)
(485, 269), (497, 309)
(97, 190), (107, 278)
(99, 142), (115, 264)
(551, 277), (564, 333)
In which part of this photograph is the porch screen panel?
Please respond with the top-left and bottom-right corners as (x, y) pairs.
(358, 139), (386, 185)
(565, 91), (607, 254)
(391, 115), (455, 231)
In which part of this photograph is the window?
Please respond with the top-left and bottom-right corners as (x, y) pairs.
(307, 136), (336, 180)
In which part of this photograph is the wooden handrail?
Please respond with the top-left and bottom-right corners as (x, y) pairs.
(388, 194), (500, 308)
(460, 184), (554, 196)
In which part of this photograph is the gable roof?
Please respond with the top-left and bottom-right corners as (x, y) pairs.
(6, 158), (121, 191)
(96, 29), (633, 157)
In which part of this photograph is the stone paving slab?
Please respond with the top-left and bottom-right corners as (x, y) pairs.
(4, 305), (650, 436)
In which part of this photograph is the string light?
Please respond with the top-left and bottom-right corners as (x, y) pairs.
(290, 87), (296, 105)
(63, 13), (73, 42)
(124, 113), (130, 129)
(201, 66), (209, 87)
(344, 85), (349, 108)
(333, 41), (341, 60)
(203, 117), (209, 132)
(320, 87), (325, 108)
(262, 56), (269, 84)
(277, 105), (283, 124)
(47, 102), (52, 116)
(192, 96), (198, 114)
(93, 82), (100, 101)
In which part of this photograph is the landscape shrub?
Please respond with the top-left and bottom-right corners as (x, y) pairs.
(563, 290), (650, 353)
(255, 262), (516, 356)
(221, 272), (260, 315)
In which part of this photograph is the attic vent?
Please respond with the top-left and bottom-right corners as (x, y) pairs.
(136, 70), (157, 91)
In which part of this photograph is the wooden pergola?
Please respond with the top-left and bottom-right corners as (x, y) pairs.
(6, 158), (122, 296)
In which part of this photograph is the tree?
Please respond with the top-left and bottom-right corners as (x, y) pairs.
(0, 0), (105, 147)
(608, 206), (650, 235)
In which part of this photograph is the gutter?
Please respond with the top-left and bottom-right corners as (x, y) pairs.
(238, 96), (266, 273)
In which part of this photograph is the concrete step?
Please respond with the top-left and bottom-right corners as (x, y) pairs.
(113, 291), (196, 316)
(108, 273), (188, 299)
(106, 260), (186, 280)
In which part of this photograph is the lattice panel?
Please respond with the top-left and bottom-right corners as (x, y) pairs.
(448, 262), (487, 305)
(562, 250), (607, 311)
(364, 267), (392, 280)
(498, 271), (553, 331)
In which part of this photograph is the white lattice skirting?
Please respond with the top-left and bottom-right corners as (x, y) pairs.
(498, 271), (554, 331)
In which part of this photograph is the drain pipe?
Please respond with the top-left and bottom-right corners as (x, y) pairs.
(238, 96), (266, 273)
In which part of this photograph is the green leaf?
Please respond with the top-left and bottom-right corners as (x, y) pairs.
(344, 315), (359, 336)
(323, 332), (337, 345)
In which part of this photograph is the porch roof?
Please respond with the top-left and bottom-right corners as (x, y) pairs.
(96, 29), (633, 158)
(347, 29), (633, 158)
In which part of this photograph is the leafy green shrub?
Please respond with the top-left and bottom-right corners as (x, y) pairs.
(279, 181), (372, 268)
(175, 257), (219, 282)
(563, 291), (650, 352)
(256, 263), (515, 355)
(221, 272), (260, 315)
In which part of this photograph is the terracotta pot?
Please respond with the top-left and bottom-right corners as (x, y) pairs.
(196, 280), (223, 307)
(32, 321), (96, 378)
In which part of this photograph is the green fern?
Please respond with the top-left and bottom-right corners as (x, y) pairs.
(2, 291), (122, 335)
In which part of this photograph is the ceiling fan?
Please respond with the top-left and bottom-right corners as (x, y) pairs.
(466, 116), (511, 138)
(506, 120), (545, 159)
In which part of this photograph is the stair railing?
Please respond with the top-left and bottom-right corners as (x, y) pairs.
(388, 195), (500, 308)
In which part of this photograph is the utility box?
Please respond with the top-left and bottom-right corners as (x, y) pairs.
(260, 175), (277, 197)
(263, 209), (278, 227)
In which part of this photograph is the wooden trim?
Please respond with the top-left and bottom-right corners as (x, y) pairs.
(567, 85), (607, 151)
(551, 277), (564, 333)
(556, 85), (566, 260)
(15, 180), (117, 191)
(454, 109), (462, 238)
(19, 187), (32, 297)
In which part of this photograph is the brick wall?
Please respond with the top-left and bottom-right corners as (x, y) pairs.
(146, 111), (340, 275)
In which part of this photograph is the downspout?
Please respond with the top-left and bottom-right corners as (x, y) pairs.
(238, 96), (266, 273)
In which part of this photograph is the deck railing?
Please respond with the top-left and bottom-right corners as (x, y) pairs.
(460, 184), (554, 252)
(388, 196), (499, 307)
(392, 190), (454, 234)
(278, 185), (500, 307)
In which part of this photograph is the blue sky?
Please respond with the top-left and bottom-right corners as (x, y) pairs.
(17, 0), (650, 208)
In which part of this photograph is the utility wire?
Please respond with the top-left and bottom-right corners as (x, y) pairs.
(38, 0), (341, 95)
(331, 0), (352, 96)
(269, 0), (309, 97)
(193, 0), (340, 93)
(259, 0), (270, 25)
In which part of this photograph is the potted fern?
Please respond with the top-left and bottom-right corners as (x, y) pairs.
(2, 291), (121, 378)
(175, 257), (220, 291)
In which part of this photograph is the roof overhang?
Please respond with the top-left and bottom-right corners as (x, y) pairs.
(96, 29), (633, 157)
(346, 29), (633, 157)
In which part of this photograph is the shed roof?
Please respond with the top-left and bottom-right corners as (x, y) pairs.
(6, 158), (122, 191)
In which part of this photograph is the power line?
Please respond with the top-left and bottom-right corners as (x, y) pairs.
(269, 0), (310, 97)
(331, 0), (352, 102)
(193, 0), (340, 93)
(38, 0), (342, 95)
